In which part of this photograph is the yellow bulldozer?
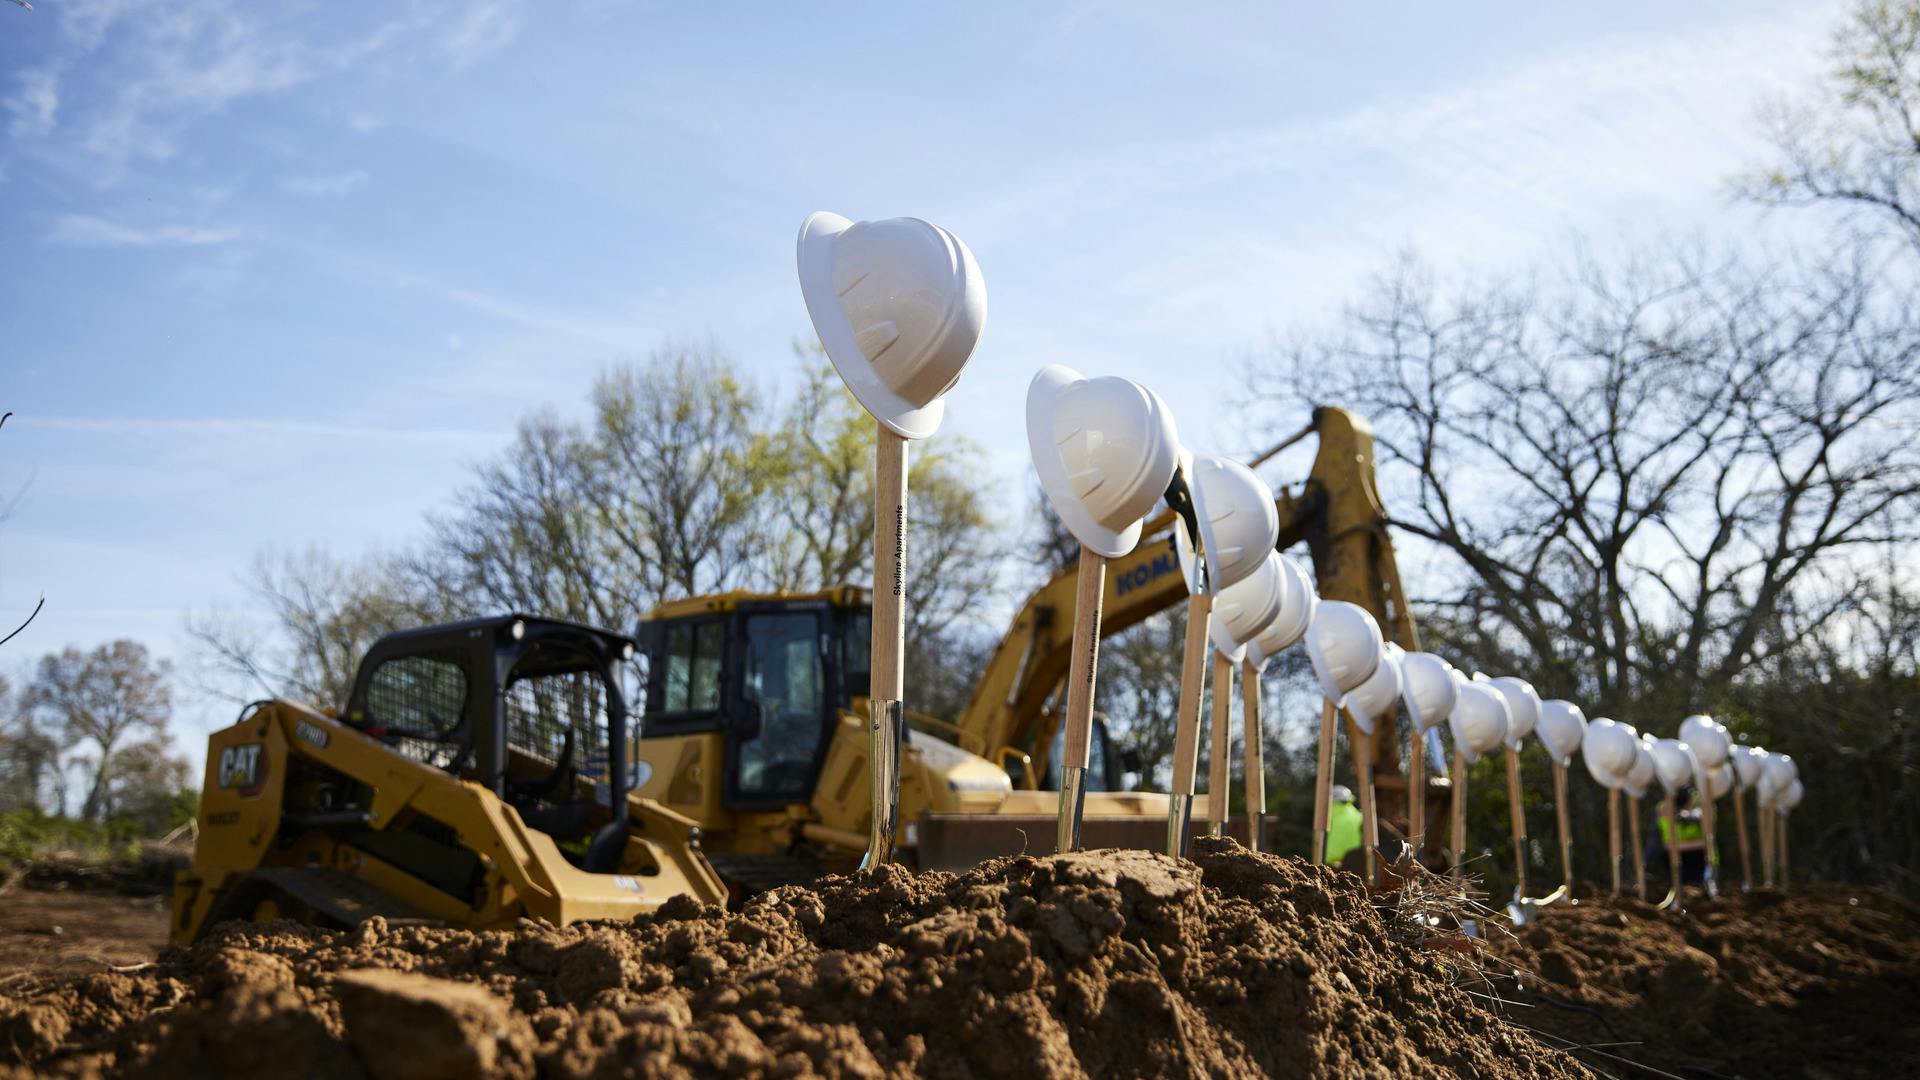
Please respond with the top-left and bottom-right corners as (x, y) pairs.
(629, 406), (1430, 885)
(176, 406), (1430, 937)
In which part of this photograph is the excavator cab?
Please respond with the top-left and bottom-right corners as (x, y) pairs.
(342, 614), (639, 870)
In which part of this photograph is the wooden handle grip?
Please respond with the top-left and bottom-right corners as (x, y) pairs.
(1059, 549), (1108, 770)
(870, 427), (908, 702)
(1169, 592), (1214, 796)
(1208, 652), (1232, 825)
(1241, 661), (1264, 816)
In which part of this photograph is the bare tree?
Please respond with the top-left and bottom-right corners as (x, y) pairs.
(1744, 0), (1920, 250)
(189, 547), (438, 708)
(412, 412), (630, 631)
(1247, 242), (1920, 722)
(23, 641), (173, 822)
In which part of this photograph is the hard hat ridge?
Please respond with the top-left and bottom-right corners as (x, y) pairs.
(799, 212), (987, 440)
(1026, 365), (1181, 558)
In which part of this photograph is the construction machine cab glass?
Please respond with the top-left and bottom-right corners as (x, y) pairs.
(639, 593), (872, 810)
(342, 614), (638, 869)
(638, 587), (1134, 806)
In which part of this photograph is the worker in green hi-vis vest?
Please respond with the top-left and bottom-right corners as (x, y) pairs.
(1325, 784), (1364, 868)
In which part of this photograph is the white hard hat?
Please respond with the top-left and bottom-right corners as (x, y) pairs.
(1705, 762), (1734, 800)
(1761, 752), (1797, 798)
(1026, 365), (1180, 559)
(1650, 738), (1696, 794)
(1244, 554), (1315, 669)
(1781, 777), (1805, 811)
(1209, 550), (1288, 662)
(1581, 718), (1636, 786)
(798, 212), (986, 440)
(1625, 739), (1657, 799)
(1485, 676), (1541, 748)
(1398, 651), (1458, 734)
(1344, 642), (1404, 736)
(1331, 784), (1355, 804)
(1305, 600), (1383, 706)
(1174, 453), (1280, 596)
(1536, 699), (1588, 765)
(1678, 715), (1731, 768)
(1449, 674), (1509, 765)
(1730, 744), (1764, 789)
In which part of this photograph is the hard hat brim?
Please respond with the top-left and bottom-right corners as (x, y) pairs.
(1026, 365), (1146, 559)
(1247, 557), (1313, 668)
(798, 211), (948, 441)
(1208, 614), (1247, 663)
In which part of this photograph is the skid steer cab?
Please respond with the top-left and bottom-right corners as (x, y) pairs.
(172, 614), (726, 945)
(631, 588), (1139, 887)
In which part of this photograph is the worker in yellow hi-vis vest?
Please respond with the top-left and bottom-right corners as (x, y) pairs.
(1325, 784), (1364, 869)
(1652, 783), (1709, 885)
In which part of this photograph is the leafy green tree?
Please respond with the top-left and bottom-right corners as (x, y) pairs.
(23, 641), (178, 822)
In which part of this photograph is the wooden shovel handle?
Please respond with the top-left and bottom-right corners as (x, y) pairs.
(1059, 549), (1107, 770)
(1607, 786), (1622, 897)
(1312, 698), (1337, 863)
(1208, 652), (1232, 828)
(871, 427), (908, 702)
(1169, 592), (1214, 797)
(1450, 748), (1469, 875)
(1241, 661), (1264, 832)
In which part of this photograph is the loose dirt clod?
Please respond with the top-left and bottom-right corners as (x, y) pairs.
(0, 839), (1590, 1079)
(1488, 884), (1920, 1079)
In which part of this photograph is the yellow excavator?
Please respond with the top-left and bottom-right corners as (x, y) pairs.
(627, 406), (1429, 886)
(176, 406), (1426, 933)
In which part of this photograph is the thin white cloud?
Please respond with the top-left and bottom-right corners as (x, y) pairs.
(20, 415), (501, 446)
(443, 1), (523, 70)
(6, 65), (61, 138)
(17, 1), (517, 185)
(44, 213), (239, 248)
(280, 169), (370, 197)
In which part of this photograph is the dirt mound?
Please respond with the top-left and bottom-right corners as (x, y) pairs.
(0, 840), (1586, 1079)
(1487, 884), (1920, 1079)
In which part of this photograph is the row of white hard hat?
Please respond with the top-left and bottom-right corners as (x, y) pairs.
(797, 211), (1809, 823)
(1295, 602), (1809, 811)
(1583, 715), (1804, 808)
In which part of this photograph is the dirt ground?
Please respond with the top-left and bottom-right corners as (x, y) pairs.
(1486, 883), (1920, 1080)
(0, 841), (1586, 1080)
(0, 886), (169, 981)
(0, 845), (1914, 1079)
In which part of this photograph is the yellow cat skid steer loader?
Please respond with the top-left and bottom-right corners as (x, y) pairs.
(172, 615), (727, 944)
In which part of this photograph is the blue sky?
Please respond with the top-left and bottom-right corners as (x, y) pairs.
(1, 0), (1849, 750)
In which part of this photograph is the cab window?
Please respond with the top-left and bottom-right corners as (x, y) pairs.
(839, 608), (872, 706)
(660, 619), (724, 714)
(364, 655), (469, 769)
(735, 612), (827, 802)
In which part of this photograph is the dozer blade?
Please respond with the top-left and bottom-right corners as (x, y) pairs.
(918, 813), (1258, 872)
